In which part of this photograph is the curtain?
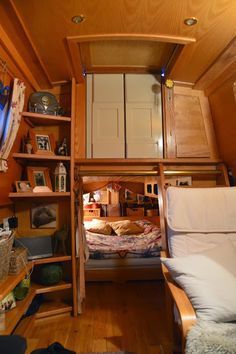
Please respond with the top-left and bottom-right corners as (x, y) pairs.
(0, 78), (25, 172)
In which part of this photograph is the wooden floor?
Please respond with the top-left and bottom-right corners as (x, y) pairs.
(14, 280), (172, 354)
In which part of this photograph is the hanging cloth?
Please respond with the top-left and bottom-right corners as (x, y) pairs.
(0, 78), (25, 172)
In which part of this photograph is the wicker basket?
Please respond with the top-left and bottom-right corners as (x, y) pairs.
(0, 232), (14, 282)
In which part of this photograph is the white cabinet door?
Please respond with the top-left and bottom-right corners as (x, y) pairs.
(89, 74), (125, 158)
(92, 102), (125, 158)
(125, 74), (163, 158)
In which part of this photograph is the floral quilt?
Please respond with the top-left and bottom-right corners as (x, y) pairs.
(85, 219), (162, 260)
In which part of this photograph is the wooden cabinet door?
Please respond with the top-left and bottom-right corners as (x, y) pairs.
(125, 74), (163, 158)
(163, 86), (218, 158)
(174, 92), (210, 157)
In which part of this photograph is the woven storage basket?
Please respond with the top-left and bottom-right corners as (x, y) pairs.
(0, 232), (14, 281)
(9, 247), (28, 275)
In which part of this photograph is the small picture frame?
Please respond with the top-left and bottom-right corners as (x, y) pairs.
(0, 292), (16, 312)
(30, 130), (55, 155)
(176, 176), (192, 187)
(15, 181), (32, 193)
(31, 203), (57, 228)
(27, 166), (52, 190)
(125, 189), (137, 203)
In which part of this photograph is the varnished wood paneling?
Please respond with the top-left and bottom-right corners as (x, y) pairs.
(3, 0), (235, 85)
(194, 37), (236, 94)
(74, 82), (86, 158)
(209, 74), (236, 177)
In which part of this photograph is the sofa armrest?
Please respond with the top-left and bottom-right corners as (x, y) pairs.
(161, 251), (196, 351)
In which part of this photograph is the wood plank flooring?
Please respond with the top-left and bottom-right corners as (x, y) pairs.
(14, 280), (172, 354)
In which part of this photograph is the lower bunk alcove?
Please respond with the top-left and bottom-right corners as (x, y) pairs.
(76, 173), (163, 283)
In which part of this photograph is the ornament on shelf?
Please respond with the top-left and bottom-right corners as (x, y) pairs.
(56, 137), (68, 156)
(22, 130), (33, 154)
(54, 162), (67, 192)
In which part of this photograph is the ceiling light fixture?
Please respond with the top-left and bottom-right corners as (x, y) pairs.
(184, 17), (198, 26)
(72, 15), (85, 24)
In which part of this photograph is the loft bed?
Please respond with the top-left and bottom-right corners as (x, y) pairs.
(75, 172), (163, 282)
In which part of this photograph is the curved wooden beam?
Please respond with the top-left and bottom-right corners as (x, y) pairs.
(161, 251), (196, 353)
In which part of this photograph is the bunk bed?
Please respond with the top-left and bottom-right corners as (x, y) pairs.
(75, 160), (228, 282)
(75, 172), (163, 281)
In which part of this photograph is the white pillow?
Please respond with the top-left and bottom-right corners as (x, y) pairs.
(161, 240), (236, 322)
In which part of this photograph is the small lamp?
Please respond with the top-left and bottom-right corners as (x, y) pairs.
(54, 162), (67, 192)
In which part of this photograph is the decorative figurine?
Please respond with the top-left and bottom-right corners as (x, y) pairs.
(56, 138), (68, 156)
(54, 162), (67, 192)
(23, 130), (33, 154)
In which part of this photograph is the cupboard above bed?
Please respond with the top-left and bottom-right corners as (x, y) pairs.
(86, 73), (163, 158)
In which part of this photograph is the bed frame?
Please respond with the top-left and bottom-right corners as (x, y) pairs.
(84, 215), (163, 282)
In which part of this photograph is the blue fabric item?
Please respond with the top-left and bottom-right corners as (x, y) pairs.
(0, 335), (26, 354)
(30, 342), (75, 354)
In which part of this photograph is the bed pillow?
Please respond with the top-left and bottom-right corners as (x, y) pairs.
(109, 220), (143, 236)
(161, 240), (236, 322)
(86, 219), (112, 235)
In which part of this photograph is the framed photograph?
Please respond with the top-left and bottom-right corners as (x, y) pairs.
(15, 180), (32, 193)
(0, 292), (16, 312)
(30, 130), (55, 155)
(27, 166), (52, 190)
(176, 176), (192, 187)
(31, 203), (57, 228)
(125, 189), (137, 203)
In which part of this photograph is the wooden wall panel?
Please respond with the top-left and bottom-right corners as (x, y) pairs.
(208, 75), (236, 177)
(74, 82), (86, 159)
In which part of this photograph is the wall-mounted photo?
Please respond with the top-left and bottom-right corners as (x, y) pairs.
(30, 130), (55, 155)
(176, 176), (192, 186)
(125, 189), (137, 203)
(31, 203), (57, 228)
(27, 166), (52, 191)
(15, 180), (32, 193)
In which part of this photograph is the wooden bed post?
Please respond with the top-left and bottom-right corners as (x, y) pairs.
(76, 175), (86, 313)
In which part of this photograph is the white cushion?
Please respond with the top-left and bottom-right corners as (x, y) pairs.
(161, 240), (236, 322)
(166, 187), (236, 232)
(167, 229), (236, 257)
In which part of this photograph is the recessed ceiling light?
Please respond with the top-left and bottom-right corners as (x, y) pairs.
(72, 15), (85, 24)
(184, 17), (198, 26)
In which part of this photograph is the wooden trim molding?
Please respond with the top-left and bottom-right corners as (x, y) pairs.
(194, 37), (236, 95)
(0, 25), (40, 90)
(8, 0), (52, 88)
(67, 33), (196, 45)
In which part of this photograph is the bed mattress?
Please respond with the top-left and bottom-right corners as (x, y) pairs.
(85, 219), (162, 260)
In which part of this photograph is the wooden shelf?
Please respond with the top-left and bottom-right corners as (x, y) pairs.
(0, 262), (33, 301)
(0, 281), (72, 334)
(0, 287), (36, 335)
(75, 158), (223, 166)
(35, 300), (72, 319)
(34, 255), (71, 265)
(9, 192), (71, 198)
(34, 282), (72, 295)
(12, 153), (71, 161)
(21, 112), (71, 126)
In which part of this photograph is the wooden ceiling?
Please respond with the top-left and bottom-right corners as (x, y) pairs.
(0, 0), (235, 88)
